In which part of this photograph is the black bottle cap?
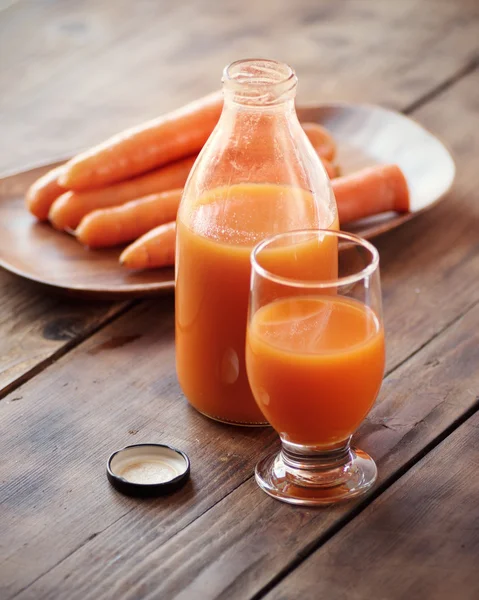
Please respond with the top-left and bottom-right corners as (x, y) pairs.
(107, 444), (190, 497)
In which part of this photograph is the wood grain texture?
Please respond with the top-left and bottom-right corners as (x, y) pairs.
(1, 0), (478, 174)
(0, 266), (130, 398)
(268, 412), (479, 600)
(0, 297), (277, 599)
(22, 296), (479, 600)
(0, 1), (478, 598)
(5, 68), (477, 600)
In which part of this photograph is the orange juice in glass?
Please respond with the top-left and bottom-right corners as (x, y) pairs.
(246, 230), (385, 505)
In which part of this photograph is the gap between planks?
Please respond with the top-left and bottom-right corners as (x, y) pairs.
(384, 295), (479, 379)
(403, 54), (479, 115)
(0, 300), (137, 403)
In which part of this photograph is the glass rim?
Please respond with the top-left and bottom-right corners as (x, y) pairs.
(251, 229), (380, 289)
(222, 58), (297, 99)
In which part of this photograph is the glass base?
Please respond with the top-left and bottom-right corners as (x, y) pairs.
(255, 441), (377, 506)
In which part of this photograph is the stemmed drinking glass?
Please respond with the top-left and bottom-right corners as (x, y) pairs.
(246, 229), (385, 505)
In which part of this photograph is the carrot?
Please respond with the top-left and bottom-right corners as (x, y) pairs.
(120, 222), (176, 270)
(59, 91), (223, 191)
(25, 166), (66, 221)
(76, 189), (182, 248)
(49, 155), (195, 231)
(333, 164), (410, 225)
(302, 122), (337, 162)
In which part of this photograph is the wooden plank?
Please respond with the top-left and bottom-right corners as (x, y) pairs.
(5, 69), (477, 599)
(267, 413), (479, 600)
(19, 297), (478, 600)
(0, 267), (131, 398)
(1, 0), (478, 173)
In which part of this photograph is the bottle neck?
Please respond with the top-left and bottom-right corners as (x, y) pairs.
(222, 93), (296, 117)
(222, 58), (298, 111)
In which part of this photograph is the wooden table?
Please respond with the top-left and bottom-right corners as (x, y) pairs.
(1, 1), (478, 598)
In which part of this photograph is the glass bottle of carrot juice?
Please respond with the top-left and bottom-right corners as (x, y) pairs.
(175, 59), (338, 426)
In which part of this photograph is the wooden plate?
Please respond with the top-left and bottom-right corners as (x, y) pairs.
(297, 103), (455, 238)
(0, 103), (455, 299)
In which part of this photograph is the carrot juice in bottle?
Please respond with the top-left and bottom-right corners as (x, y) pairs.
(175, 59), (338, 425)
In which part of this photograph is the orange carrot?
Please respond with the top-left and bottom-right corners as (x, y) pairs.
(333, 164), (410, 225)
(302, 122), (337, 162)
(120, 222), (176, 270)
(49, 155), (195, 231)
(25, 166), (66, 221)
(59, 92), (223, 191)
(76, 189), (183, 248)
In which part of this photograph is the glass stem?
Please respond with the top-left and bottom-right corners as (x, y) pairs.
(280, 437), (354, 488)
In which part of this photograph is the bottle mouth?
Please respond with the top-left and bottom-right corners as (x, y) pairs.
(222, 58), (297, 105)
